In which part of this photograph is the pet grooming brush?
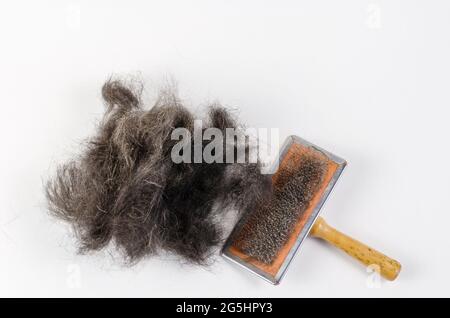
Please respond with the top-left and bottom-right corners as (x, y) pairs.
(222, 135), (401, 284)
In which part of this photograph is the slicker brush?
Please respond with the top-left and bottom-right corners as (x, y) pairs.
(222, 135), (401, 284)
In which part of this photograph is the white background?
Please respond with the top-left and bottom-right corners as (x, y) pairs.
(1, 0), (449, 297)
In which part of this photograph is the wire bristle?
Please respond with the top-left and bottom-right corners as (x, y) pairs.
(231, 150), (327, 264)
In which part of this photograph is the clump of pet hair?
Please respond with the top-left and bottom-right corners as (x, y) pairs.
(46, 78), (271, 264)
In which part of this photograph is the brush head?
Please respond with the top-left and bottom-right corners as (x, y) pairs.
(222, 135), (346, 284)
(231, 153), (327, 264)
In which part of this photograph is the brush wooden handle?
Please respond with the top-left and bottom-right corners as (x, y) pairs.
(310, 217), (401, 281)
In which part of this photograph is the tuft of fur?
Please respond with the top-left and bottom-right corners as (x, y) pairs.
(46, 79), (270, 264)
(231, 152), (327, 264)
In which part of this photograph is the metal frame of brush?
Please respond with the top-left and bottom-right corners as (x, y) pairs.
(221, 135), (347, 285)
